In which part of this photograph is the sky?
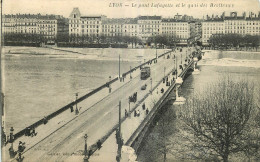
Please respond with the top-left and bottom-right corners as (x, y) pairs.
(2, 0), (260, 19)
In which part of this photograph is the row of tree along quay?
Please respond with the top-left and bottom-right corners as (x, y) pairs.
(138, 77), (260, 162)
(208, 34), (260, 51)
(146, 34), (182, 48)
(3, 33), (142, 48)
(3, 32), (190, 48)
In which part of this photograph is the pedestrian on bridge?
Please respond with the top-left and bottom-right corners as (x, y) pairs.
(97, 140), (102, 150)
(75, 107), (79, 115)
(25, 127), (31, 136)
(161, 88), (164, 93)
(43, 116), (48, 125)
(9, 146), (16, 158)
(142, 103), (146, 110)
(134, 110), (137, 117)
(2, 129), (6, 145)
(125, 109), (128, 117)
(17, 141), (26, 162)
(30, 127), (37, 137)
(146, 108), (149, 115)
(137, 110), (140, 117)
(70, 106), (74, 112)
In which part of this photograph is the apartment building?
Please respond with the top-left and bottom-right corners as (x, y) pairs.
(202, 18), (225, 44)
(3, 14), (68, 41)
(37, 15), (68, 41)
(3, 14), (38, 34)
(69, 7), (103, 40)
(137, 16), (162, 42)
(161, 19), (190, 44)
(123, 19), (138, 37)
(202, 12), (260, 45)
(68, 8), (199, 44)
(101, 19), (125, 37)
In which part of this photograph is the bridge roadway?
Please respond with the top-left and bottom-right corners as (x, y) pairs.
(7, 48), (191, 162)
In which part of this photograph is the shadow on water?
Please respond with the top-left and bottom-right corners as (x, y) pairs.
(137, 72), (194, 162)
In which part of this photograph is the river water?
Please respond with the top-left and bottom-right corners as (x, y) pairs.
(138, 50), (260, 162)
(1, 47), (167, 132)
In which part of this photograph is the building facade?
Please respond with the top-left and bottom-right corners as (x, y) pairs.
(161, 19), (190, 44)
(3, 14), (68, 42)
(202, 18), (225, 45)
(137, 16), (162, 42)
(123, 19), (138, 37)
(68, 8), (201, 44)
(69, 7), (103, 43)
(202, 12), (260, 45)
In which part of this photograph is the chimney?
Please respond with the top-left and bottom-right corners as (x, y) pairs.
(242, 12), (246, 18)
(207, 15), (210, 20)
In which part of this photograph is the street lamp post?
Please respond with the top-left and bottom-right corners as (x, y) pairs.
(128, 101), (130, 117)
(116, 101), (122, 162)
(130, 66), (132, 79)
(8, 126), (16, 158)
(181, 52), (183, 65)
(10, 127), (14, 149)
(175, 57), (178, 78)
(119, 55), (121, 81)
(75, 93), (79, 115)
(150, 78), (152, 94)
(109, 76), (112, 93)
(164, 50), (167, 59)
(156, 48), (158, 59)
(84, 134), (88, 162)
(164, 67), (166, 79)
(118, 101), (121, 141)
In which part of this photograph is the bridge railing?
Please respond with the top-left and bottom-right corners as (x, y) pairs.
(13, 77), (119, 140)
(11, 50), (173, 142)
(125, 59), (194, 151)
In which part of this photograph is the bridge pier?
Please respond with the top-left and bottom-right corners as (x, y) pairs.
(193, 57), (200, 74)
(173, 77), (186, 105)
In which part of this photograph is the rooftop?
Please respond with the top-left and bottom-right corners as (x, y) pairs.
(3, 14), (64, 20)
(224, 16), (245, 20)
(162, 18), (188, 22)
(138, 16), (161, 20)
(102, 18), (137, 24)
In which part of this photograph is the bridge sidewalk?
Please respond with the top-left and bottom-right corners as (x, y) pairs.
(64, 65), (176, 162)
(87, 54), (188, 162)
(2, 47), (193, 162)
(2, 60), (146, 162)
(3, 48), (180, 162)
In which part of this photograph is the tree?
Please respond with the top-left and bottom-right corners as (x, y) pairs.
(251, 35), (260, 51)
(56, 32), (69, 43)
(178, 78), (260, 162)
(146, 34), (180, 48)
(139, 102), (177, 162)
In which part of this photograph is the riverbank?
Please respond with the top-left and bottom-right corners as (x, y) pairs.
(202, 49), (260, 54)
(2, 46), (166, 62)
(203, 46), (260, 52)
